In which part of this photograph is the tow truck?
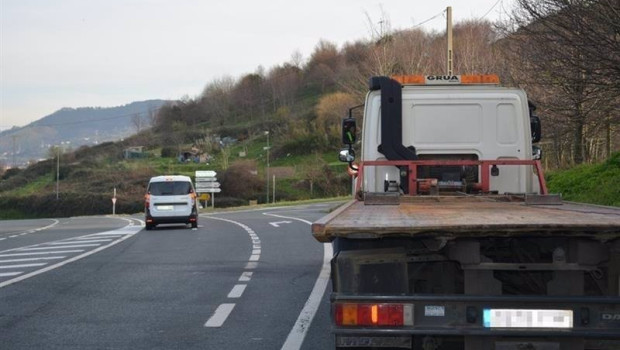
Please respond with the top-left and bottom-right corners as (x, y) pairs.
(312, 75), (620, 350)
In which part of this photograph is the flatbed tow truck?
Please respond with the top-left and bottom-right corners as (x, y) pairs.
(311, 75), (620, 350)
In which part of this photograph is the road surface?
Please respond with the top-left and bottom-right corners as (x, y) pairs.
(0, 202), (340, 349)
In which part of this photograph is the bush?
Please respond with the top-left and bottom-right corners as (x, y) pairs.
(0, 192), (144, 218)
(1, 168), (22, 180)
(161, 147), (177, 158)
(547, 152), (620, 206)
(220, 160), (264, 200)
(213, 196), (248, 208)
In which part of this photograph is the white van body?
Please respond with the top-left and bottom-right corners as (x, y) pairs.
(145, 175), (198, 230)
(362, 85), (539, 194)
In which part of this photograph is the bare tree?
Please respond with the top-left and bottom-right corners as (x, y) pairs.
(131, 113), (143, 133)
(500, 0), (620, 165)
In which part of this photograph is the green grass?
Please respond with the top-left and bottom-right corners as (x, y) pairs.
(546, 152), (620, 207)
(4, 175), (54, 197)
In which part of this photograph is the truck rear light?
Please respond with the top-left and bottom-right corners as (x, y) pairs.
(335, 303), (413, 327)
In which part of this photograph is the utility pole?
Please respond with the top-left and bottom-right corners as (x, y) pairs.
(446, 6), (453, 75)
(56, 145), (60, 200)
(11, 135), (17, 168)
(265, 131), (270, 204)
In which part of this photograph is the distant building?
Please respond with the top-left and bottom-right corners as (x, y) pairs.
(123, 146), (146, 159)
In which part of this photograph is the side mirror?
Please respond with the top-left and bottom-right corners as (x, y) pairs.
(532, 145), (542, 160)
(530, 115), (541, 143)
(342, 118), (356, 145)
(339, 148), (355, 163)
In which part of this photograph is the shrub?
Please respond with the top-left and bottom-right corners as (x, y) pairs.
(213, 196), (248, 208)
(220, 160), (264, 200)
(1, 168), (22, 180)
(161, 147), (177, 158)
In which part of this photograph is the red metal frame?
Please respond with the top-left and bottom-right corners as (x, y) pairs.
(354, 159), (548, 195)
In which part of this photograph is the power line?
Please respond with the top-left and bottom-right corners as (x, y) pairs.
(479, 0), (503, 20)
(412, 9), (447, 29)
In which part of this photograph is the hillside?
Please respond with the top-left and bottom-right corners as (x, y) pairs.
(547, 153), (620, 207)
(0, 100), (168, 167)
(1, 8), (619, 218)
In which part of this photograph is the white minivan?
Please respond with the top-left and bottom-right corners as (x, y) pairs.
(144, 175), (198, 230)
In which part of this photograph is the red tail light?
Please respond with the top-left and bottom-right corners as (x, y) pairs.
(335, 303), (413, 327)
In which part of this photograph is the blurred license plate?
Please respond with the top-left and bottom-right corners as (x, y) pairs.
(483, 309), (573, 328)
(157, 205), (174, 210)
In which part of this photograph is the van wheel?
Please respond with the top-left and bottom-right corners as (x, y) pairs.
(191, 222), (198, 229)
(145, 224), (154, 231)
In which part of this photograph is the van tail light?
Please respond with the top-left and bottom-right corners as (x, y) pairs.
(144, 194), (151, 208)
(335, 303), (414, 327)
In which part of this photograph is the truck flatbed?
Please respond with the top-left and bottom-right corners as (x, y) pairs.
(312, 196), (620, 242)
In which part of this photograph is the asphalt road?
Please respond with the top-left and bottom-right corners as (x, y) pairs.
(0, 202), (341, 349)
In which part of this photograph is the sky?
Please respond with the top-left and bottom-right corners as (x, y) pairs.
(0, 0), (513, 129)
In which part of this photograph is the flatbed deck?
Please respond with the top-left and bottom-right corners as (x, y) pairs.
(312, 196), (620, 242)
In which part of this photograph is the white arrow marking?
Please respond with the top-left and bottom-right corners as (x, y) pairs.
(269, 221), (292, 228)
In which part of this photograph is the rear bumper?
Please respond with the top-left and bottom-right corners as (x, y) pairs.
(145, 208), (198, 225)
(332, 294), (620, 338)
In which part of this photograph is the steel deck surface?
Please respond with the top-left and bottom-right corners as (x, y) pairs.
(312, 197), (620, 242)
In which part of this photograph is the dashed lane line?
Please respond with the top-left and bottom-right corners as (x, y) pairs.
(204, 304), (236, 328)
(239, 272), (253, 282)
(1, 219), (60, 239)
(203, 216), (261, 328)
(227, 284), (247, 298)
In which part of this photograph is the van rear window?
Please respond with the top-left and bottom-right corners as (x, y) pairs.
(148, 181), (192, 196)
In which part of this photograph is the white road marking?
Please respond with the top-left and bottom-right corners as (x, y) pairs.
(269, 220), (292, 227)
(0, 263), (47, 269)
(205, 304), (236, 328)
(0, 250), (84, 257)
(204, 216), (262, 328)
(48, 240), (111, 244)
(73, 237), (114, 241)
(0, 257), (65, 263)
(263, 212), (332, 350)
(0, 272), (22, 277)
(239, 272), (253, 282)
(227, 284), (247, 298)
(17, 244), (100, 250)
(0, 221), (141, 289)
(1, 219), (60, 238)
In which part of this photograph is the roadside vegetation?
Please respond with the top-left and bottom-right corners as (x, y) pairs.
(1, 0), (618, 218)
(547, 152), (620, 207)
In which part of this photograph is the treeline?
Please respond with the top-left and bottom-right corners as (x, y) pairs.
(149, 18), (504, 160)
(147, 0), (618, 168)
